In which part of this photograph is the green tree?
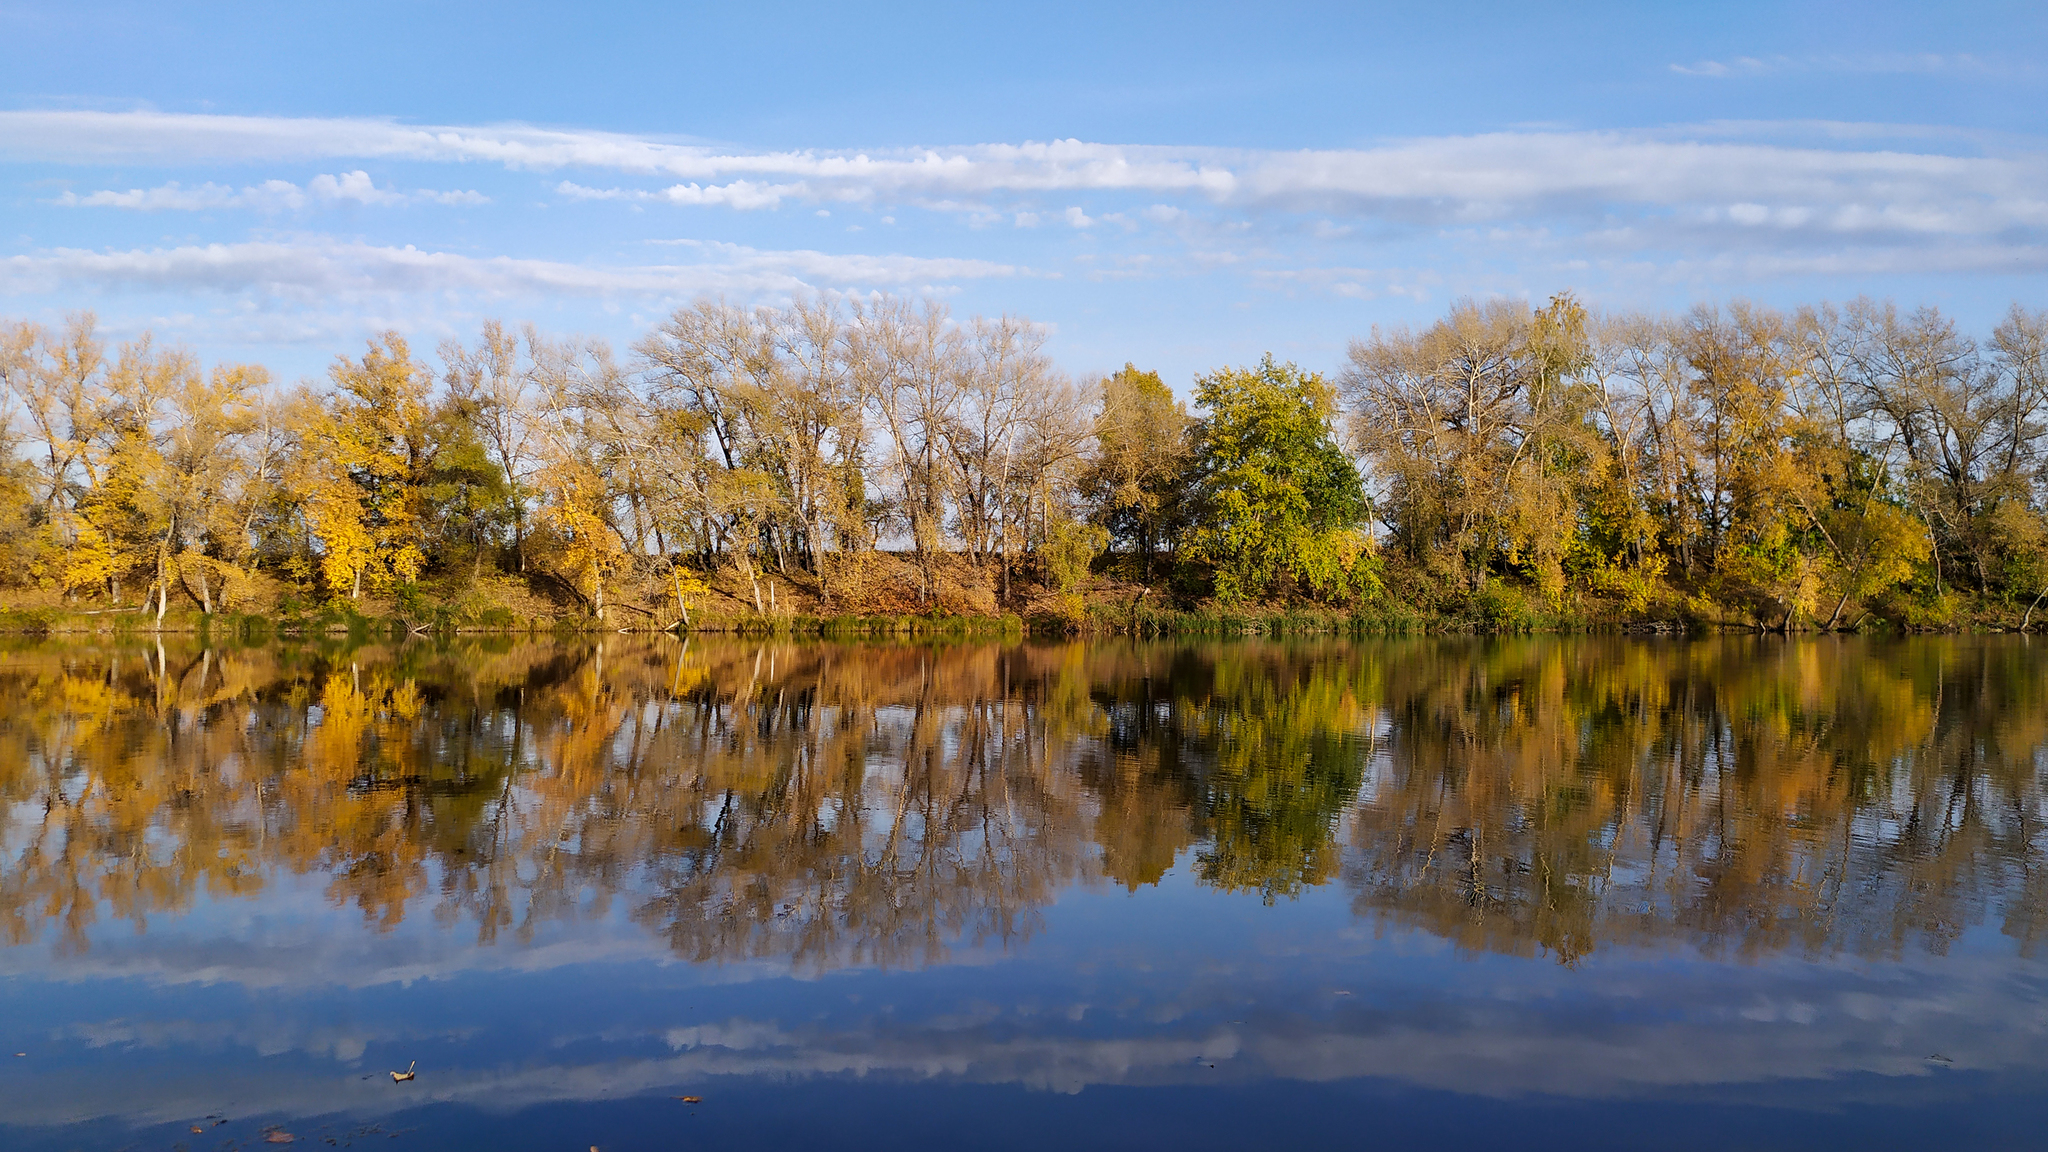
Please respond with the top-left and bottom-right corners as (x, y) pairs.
(1188, 356), (1373, 604)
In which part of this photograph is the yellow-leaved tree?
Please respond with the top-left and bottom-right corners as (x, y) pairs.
(288, 334), (439, 602)
(527, 338), (630, 625)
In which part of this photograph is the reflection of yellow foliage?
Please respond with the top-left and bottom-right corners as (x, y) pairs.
(3, 636), (2047, 970)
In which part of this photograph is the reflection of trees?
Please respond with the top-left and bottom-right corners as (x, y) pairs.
(1343, 637), (2048, 963)
(0, 638), (1107, 969)
(555, 644), (1098, 970)
(3, 635), (2048, 968)
(1074, 642), (1373, 900)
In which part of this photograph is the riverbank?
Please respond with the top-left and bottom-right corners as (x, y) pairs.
(3, 557), (2037, 638)
(1, 602), (2019, 641)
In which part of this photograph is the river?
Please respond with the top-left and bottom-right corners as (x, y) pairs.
(2, 635), (2045, 1150)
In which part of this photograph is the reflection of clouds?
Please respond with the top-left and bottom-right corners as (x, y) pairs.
(625, 955), (2048, 1101)
(663, 1022), (1228, 1095)
(0, 898), (691, 992)
(0, 923), (808, 993)
(9, 938), (2048, 1130)
(65, 1016), (376, 1062)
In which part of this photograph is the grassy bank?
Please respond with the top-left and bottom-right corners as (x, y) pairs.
(0, 599), (2026, 640)
(5, 551), (2039, 639)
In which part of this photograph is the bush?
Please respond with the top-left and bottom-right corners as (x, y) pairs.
(1474, 582), (1532, 631)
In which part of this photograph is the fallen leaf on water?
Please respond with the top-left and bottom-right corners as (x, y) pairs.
(673, 1095), (703, 1104)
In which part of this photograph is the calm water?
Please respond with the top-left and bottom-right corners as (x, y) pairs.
(4, 635), (2048, 1151)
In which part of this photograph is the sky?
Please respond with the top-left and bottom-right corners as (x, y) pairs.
(1, 0), (2045, 388)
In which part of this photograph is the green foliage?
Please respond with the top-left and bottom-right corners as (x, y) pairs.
(1042, 516), (1108, 621)
(1188, 356), (1372, 605)
(1474, 582), (1533, 630)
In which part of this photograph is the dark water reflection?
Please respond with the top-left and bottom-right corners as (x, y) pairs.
(4, 635), (2048, 1150)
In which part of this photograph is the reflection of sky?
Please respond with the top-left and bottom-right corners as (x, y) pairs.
(6, 860), (2048, 1150)
(8, 634), (2048, 1149)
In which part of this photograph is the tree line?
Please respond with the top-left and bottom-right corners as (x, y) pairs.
(2, 291), (2045, 627)
(1346, 294), (2048, 628)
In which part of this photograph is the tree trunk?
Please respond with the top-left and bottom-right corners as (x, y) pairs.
(812, 511), (830, 607)
(1823, 561), (1862, 631)
(737, 537), (764, 613)
(1824, 586), (1852, 631)
(194, 555), (213, 614)
(672, 564), (692, 629)
(155, 535), (172, 628)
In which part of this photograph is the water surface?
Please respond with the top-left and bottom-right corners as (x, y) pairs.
(4, 635), (2047, 1150)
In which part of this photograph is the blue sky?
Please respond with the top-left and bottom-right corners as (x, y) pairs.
(2, 0), (2045, 387)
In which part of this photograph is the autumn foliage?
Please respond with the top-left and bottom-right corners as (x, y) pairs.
(2, 290), (2046, 629)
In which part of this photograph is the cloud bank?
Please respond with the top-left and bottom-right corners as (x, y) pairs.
(5, 110), (2044, 245)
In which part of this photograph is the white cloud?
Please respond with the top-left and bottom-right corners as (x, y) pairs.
(661, 180), (804, 209)
(55, 170), (487, 212)
(558, 178), (804, 209)
(305, 169), (404, 206)
(0, 238), (1024, 301)
(8, 111), (2045, 246)
(555, 180), (638, 200)
(10, 111), (2048, 319)
(58, 179), (300, 211)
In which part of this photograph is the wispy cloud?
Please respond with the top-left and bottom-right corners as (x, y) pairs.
(1670, 52), (2008, 79)
(0, 238), (1022, 302)
(6, 111), (2045, 247)
(3, 109), (2045, 352)
(54, 169), (487, 211)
